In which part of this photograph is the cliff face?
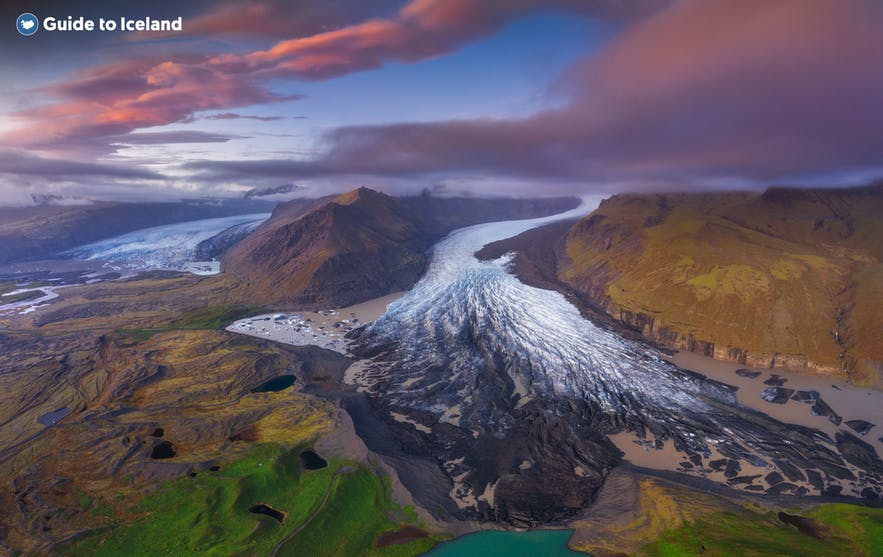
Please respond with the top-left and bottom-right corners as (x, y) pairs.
(223, 188), (578, 307)
(558, 184), (883, 386)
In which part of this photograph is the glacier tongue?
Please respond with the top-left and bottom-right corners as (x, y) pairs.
(64, 213), (269, 274)
(351, 200), (882, 524)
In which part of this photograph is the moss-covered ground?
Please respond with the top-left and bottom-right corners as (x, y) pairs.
(64, 444), (437, 557)
(640, 503), (883, 556)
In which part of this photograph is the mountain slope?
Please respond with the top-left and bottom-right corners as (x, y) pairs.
(480, 184), (883, 386)
(223, 188), (578, 307)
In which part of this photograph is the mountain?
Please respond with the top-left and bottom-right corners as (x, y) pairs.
(478, 183), (883, 386)
(223, 188), (578, 307)
(0, 199), (275, 264)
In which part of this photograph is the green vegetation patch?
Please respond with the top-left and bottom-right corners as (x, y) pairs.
(640, 503), (883, 557)
(64, 444), (436, 557)
(119, 304), (262, 341)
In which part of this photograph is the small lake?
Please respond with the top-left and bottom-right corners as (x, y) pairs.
(422, 530), (585, 556)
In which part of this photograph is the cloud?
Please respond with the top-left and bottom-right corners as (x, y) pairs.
(158, 0), (401, 39)
(112, 130), (247, 144)
(202, 112), (285, 122)
(209, 0), (659, 79)
(188, 0), (883, 190)
(4, 59), (297, 155)
(0, 150), (162, 179)
(2, 0), (654, 156)
(4, 0), (881, 199)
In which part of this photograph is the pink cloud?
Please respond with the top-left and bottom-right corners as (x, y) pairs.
(186, 0), (883, 189)
(8, 0), (879, 193)
(3, 0), (648, 155)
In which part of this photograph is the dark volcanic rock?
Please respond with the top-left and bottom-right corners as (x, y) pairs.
(766, 482), (798, 495)
(727, 474), (761, 486)
(860, 487), (879, 501)
(724, 460), (742, 478)
(835, 431), (883, 474)
(763, 374), (787, 386)
(811, 399), (842, 425)
(708, 459), (727, 472)
(791, 390), (820, 403)
(761, 387), (795, 404)
(845, 420), (875, 436)
(806, 469), (824, 491)
(822, 485), (843, 496)
(735, 368), (762, 379)
(773, 459), (806, 483)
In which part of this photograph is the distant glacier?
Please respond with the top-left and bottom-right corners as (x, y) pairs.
(64, 213), (269, 274)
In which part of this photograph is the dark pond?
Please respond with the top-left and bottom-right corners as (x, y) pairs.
(300, 449), (328, 470)
(150, 440), (176, 459)
(249, 504), (285, 523)
(251, 375), (296, 393)
(38, 407), (72, 427)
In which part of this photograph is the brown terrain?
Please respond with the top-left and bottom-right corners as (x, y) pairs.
(1, 187), (880, 555)
(478, 183), (883, 387)
(224, 187), (578, 307)
(0, 189), (577, 554)
(0, 272), (353, 554)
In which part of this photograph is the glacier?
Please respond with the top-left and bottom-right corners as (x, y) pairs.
(64, 213), (269, 274)
(351, 200), (883, 523)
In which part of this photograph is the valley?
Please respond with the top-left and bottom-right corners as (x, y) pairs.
(0, 188), (880, 556)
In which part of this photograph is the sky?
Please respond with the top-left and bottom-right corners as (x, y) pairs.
(1, 0), (882, 205)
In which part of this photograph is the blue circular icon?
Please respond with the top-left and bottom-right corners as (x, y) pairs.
(16, 13), (39, 36)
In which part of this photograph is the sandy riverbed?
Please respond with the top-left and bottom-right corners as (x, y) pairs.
(669, 351), (882, 450)
(226, 292), (404, 354)
(610, 350), (882, 496)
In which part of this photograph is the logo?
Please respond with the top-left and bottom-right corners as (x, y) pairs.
(16, 13), (39, 36)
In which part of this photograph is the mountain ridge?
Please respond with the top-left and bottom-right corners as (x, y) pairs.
(477, 183), (883, 387)
(223, 188), (579, 307)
